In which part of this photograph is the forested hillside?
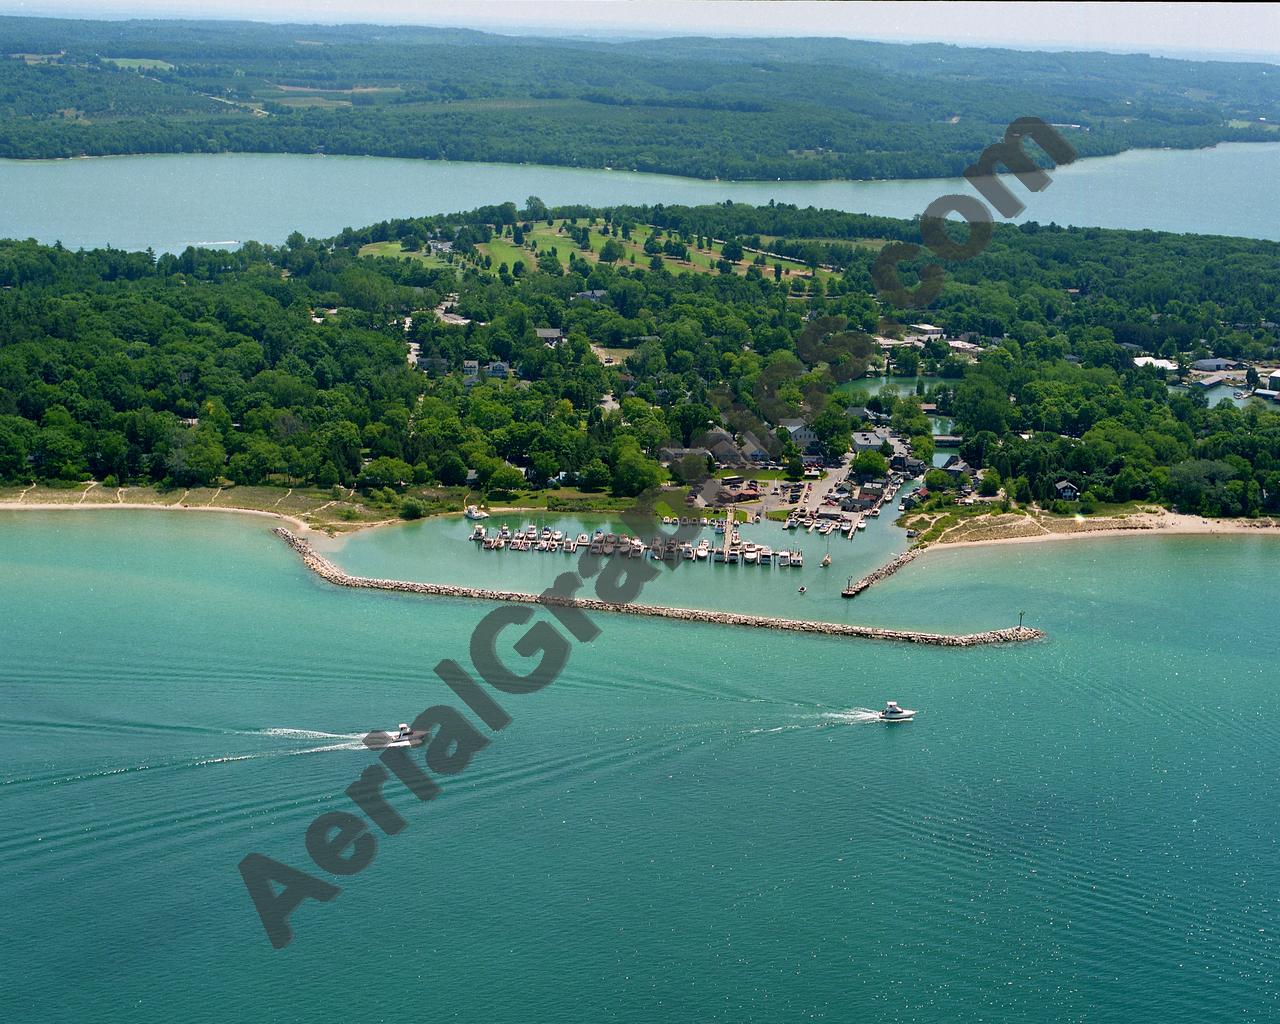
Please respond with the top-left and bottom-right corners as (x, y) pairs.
(0, 16), (1277, 178)
(1, 201), (1279, 516)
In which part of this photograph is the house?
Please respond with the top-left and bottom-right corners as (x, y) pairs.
(942, 455), (976, 480)
(710, 439), (748, 468)
(840, 487), (877, 511)
(1055, 480), (1080, 501)
(779, 418), (819, 452)
(573, 289), (608, 303)
(877, 335), (924, 350)
(739, 431), (772, 463)
(851, 430), (890, 453)
(1192, 357), (1235, 372)
(1264, 369), (1280, 391)
(535, 328), (564, 346)
(658, 446), (711, 466)
(462, 359), (480, 384)
(911, 323), (944, 338)
(485, 361), (512, 378)
(427, 239), (454, 255)
(1134, 356), (1178, 371)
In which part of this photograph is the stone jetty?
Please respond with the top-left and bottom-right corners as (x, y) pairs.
(841, 549), (920, 598)
(274, 528), (1043, 647)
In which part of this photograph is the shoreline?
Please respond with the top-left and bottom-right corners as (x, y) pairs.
(5, 500), (1277, 551)
(0, 500), (329, 535)
(5, 140), (1278, 188)
(922, 510), (1280, 552)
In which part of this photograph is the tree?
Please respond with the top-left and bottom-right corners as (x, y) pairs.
(487, 463), (526, 495)
(163, 429), (224, 487)
(895, 347), (921, 377)
(577, 458), (611, 491)
(810, 408), (852, 461)
(435, 451), (468, 486)
(358, 457), (414, 492)
(611, 446), (663, 497)
(851, 450), (889, 478)
(924, 468), (952, 491)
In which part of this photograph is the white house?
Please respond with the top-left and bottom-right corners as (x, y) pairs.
(779, 418), (819, 452)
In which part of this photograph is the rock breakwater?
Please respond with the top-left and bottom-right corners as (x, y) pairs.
(841, 549), (920, 598)
(274, 528), (1043, 647)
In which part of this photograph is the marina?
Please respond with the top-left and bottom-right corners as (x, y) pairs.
(469, 517), (817, 568)
(277, 527), (1043, 646)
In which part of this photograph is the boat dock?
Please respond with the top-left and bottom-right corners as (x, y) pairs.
(274, 528), (1044, 647)
(470, 517), (809, 568)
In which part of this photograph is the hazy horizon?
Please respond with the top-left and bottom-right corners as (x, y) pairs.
(1, 1), (1278, 64)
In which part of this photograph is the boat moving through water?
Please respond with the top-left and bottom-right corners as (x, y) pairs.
(879, 701), (916, 723)
(364, 723), (426, 748)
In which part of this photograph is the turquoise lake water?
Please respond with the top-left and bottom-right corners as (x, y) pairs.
(3, 510), (1278, 1022)
(1, 142), (1278, 252)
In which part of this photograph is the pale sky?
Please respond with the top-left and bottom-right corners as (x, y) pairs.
(3, 1), (1279, 61)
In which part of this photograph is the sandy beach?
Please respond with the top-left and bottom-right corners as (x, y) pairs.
(0, 499), (330, 534)
(923, 508), (1280, 550)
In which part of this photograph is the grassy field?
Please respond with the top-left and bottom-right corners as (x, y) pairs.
(358, 240), (454, 269)
(362, 218), (855, 293)
(104, 57), (176, 71)
(470, 219), (840, 284)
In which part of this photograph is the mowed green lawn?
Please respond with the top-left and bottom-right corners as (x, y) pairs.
(367, 218), (842, 286)
(104, 57), (176, 70)
(358, 240), (453, 269)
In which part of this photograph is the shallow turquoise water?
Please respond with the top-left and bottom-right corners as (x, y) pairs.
(2, 510), (1278, 1022)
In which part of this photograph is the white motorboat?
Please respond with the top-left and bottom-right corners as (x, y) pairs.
(695, 540), (710, 559)
(464, 505), (489, 520)
(879, 701), (916, 723)
(366, 723), (426, 748)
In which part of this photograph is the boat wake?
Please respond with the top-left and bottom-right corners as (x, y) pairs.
(816, 708), (884, 725)
(248, 727), (367, 741)
(746, 708), (883, 735)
